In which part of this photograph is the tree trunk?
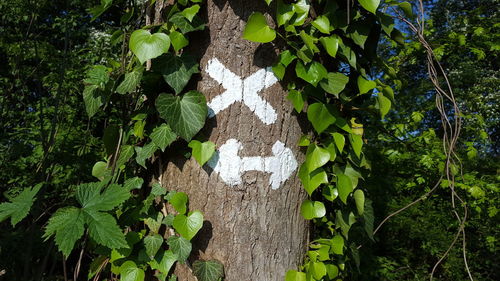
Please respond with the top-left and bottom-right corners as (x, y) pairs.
(160, 1), (309, 280)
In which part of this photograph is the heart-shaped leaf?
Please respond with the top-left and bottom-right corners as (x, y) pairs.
(299, 164), (328, 196)
(307, 103), (336, 134)
(172, 211), (203, 240)
(332, 132), (345, 153)
(319, 35), (340, 57)
(120, 261), (145, 281)
(243, 12), (276, 43)
(193, 260), (225, 281)
(295, 61), (327, 86)
(129, 30), (170, 64)
(359, 0), (380, 14)
(357, 76), (376, 94)
(155, 91), (207, 141)
(144, 234), (163, 259)
(166, 236), (191, 263)
(306, 144), (331, 172)
(312, 15), (330, 34)
(150, 123), (177, 152)
(168, 191), (188, 215)
(337, 174), (353, 204)
(153, 53), (199, 94)
(300, 200), (326, 220)
(320, 72), (349, 97)
(189, 140), (215, 166)
(331, 235), (344, 255)
(285, 270), (307, 281)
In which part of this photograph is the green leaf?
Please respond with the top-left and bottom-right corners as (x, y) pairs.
(349, 134), (363, 158)
(168, 192), (188, 215)
(326, 264), (339, 279)
(299, 31), (320, 53)
(242, 12), (276, 43)
(331, 235), (344, 255)
(43, 207), (85, 257)
(320, 72), (349, 97)
(307, 103), (336, 134)
(181, 4), (200, 22)
(312, 15), (330, 34)
(120, 261), (145, 281)
(322, 185), (338, 201)
(277, 50), (296, 67)
(309, 261), (326, 280)
(116, 69), (142, 95)
(305, 144), (330, 172)
(135, 142), (158, 168)
(0, 183), (42, 226)
(116, 145), (135, 168)
(277, 0), (295, 27)
(285, 270), (306, 281)
(319, 35), (339, 57)
(84, 65), (109, 88)
(167, 236), (192, 263)
(339, 43), (357, 69)
(189, 140), (215, 166)
(300, 200), (326, 220)
(129, 30), (170, 64)
(144, 234), (164, 259)
(398, 2), (414, 18)
(78, 183), (130, 211)
(150, 124), (177, 152)
(264, 0), (273, 5)
(295, 61), (327, 87)
(359, 0), (380, 14)
(348, 22), (371, 48)
(332, 132), (345, 153)
(89, 0), (112, 22)
(123, 177), (144, 191)
(92, 161), (109, 180)
(357, 76), (376, 94)
(173, 210), (203, 240)
(337, 173), (353, 204)
(287, 90), (306, 113)
(377, 94), (391, 119)
(379, 13), (395, 35)
(299, 164), (328, 196)
(169, 12), (205, 33)
(84, 210), (128, 249)
(354, 189), (365, 215)
(169, 31), (189, 52)
(83, 85), (102, 118)
(193, 260), (225, 281)
(363, 199), (375, 240)
(154, 53), (199, 94)
(155, 91), (207, 141)
(103, 125), (119, 155)
(149, 250), (178, 275)
(335, 210), (356, 239)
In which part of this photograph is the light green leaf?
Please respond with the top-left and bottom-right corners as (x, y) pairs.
(144, 234), (164, 259)
(299, 164), (328, 196)
(398, 2), (413, 18)
(326, 264), (339, 279)
(149, 250), (178, 275)
(272, 63), (285, 80)
(305, 144), (330, 172)
(155, 91), (207, 141)
(322, 185), (338, 201)
(116, 69), (142, 95)
(277, 50), (296, 67)
(309, 261), (326, 280)
(120, 261), (145, 281)
(349, 133), (363, 158)
(167, 236), (192, 263)
(189, 140), (215, 166)
(150, 124), (177, 152)
(0, 183), (42, 226)
(348, 22), (371, 48)
(285, 270), (306, 281)
(129, 30), (170, 64)
(357, 76), (376, 94)
(298, 135), (311, 147)
(92, 161), (109, 180)
(332, 132), (345, 153)
(169, 31), (189, 52)
(378, 94), (391, 119)
(154, 53), (199, 94)
(295, 61), (327, 87)
(337, 173), (353, 204)
(264, 0), (273, 5)
(359, 0), (380, 14)
(307, 103), (336, 133)
(299, 31), (320, 53)
(286, 89), (306, 113)
(300, 200), (326, 220)
(331, 235), (344, 255)
(277, 0), (295, 27)
(312, 15), (330, 34)
(89, 0), (112, 22)
(173, 211), (203, 240)
(319, 35), (339, 57)
(116, 145), (135, 168)
(243, 12), (276, 43)
(181, 4), (200, 22)
(193, 260), (225, 281)
(354, 189), (365, 215)
(320, 72), (349, 97)
(84, 210), (128, 249)
(43, 207), (85, 257)
(168, 192), (188, 215)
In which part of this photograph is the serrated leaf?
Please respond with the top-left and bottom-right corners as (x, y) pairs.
(295, 61), (327, 86)
(129, 30), (170, 64)
(84, 65), (109, 87)
(0, 183), (42, 226)
(120, 261), (145, 281)
(168, 191), (188, 215)
(144, 234), (164, 259)
(173, 211), (203, 240)
(43, 207), (85, 257)
(167, 236), (192, 263)
(320, 72), (349, 97)
(154, 53), (199, 94)
(84, 210), (128, 249)
(83, 85), (102, 118)
(78, 183), (130, 211)
(307, 103), (336, 134)
(150, 124), (177, 151)
(243, 12), (276, 43)
(116, 69), (142, 95)
(300, 200), (326, 220)
(155, 91), (207, 141)
(193, 260), (224, 281)
(337, 173), (353, 204)
(359, 0), (380, 14)
(189, 140), (215, 166)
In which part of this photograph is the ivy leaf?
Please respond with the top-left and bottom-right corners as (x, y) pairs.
(348, 22), (371, 49)
(320, 72), (349, 97)
(332, 132), (345, 153)
(299, 164), (328, 196)
(120, 261), (145, 281)
(193, 260), (224, 281)
(168, 192), (188, 215)
(144, 234), (164, 260)
(189, 140), (215, 166)
(123, 177), (144, 191)
(84, 210), (128, 249)
(285, 270), (306, 281)
(150, 123), (177, 152)
(349, 134), (363, 158)
(169, 31), (189, 52)
(277, 0), (295, 27)
(326, 264), (339, 279)
(336, 210), (356, 239)
(116, 69), (142, 95)
(84, 65), (109, 88)
(129, 30), (170, 64)
(358, 0), (380, 14)
(353, 189), (365, 215)
(181, 4), (200, 22)
(169, 12), (205, 33)
(286, 89), (306, 113)
(149, 250), (178, 275)
(377, 94), (392, 119)
(305, 144), (330, 172)
(309, 261), (326, 280)
(154, 53), (199, 94)
(307, 103), (336, 134)
(155, 91), (207, 141)
(300, 200), (326, 220)
(331, 235), (344, 255)
(295, 61), (327, 86)
(263, 0), (273, 5)
(43, 207), (85, 257)
(0, 183), (42, 226)
(357, 76), (376, 94)
(173, 210), (203, 240)
(135, 142), (158, 168)
(312, 15), (330, 34)
(337, 174), (353, 204)
(243, 12), (276, 43)
(319, 35), (339, 57)
(116, 145), (135, 169)
(167, 236), (192, 263)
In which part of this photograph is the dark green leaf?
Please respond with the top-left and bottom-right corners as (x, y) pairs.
(0, 183), (42, 226)
(320, 72), (349, 97)
(43, 207), (85, 257)
(167, 236), (192, 263)
(150, 124), (177, 152)
(154, 53), (199, 94)
(193, 260), (224, 281)
(84, 210), (128, 249)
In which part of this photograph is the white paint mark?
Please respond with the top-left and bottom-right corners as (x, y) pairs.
(207, 139), (298, 190)
(205, 58), (279, 125)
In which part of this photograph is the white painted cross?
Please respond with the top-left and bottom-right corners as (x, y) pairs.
(208, 139), (298, 190)
(205, 58), (279, 125)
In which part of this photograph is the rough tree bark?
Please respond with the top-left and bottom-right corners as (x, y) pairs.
(159, 1), (309, 280)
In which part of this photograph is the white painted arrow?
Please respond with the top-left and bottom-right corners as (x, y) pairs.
(205, 58), (279, 125)
(207, 139), (298, 190)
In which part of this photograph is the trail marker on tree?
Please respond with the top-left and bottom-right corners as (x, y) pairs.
(205, 58), (278, 125)
(208, 138), (298, 190)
